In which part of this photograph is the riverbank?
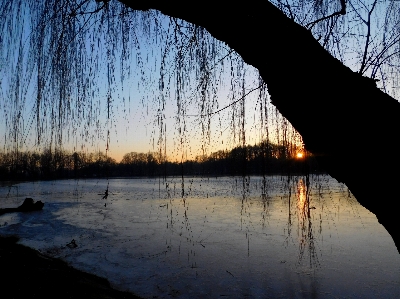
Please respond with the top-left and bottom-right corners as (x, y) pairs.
(0, 235), (142, 299)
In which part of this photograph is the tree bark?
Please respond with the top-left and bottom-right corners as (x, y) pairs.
(120, 1), (400, 252)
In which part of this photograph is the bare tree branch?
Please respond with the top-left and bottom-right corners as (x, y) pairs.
(359, 0), (378, 75)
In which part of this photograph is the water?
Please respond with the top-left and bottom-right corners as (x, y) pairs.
(0, 175), (399, 298)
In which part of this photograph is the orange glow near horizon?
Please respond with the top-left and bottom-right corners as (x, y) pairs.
(296, 152), (304, 159)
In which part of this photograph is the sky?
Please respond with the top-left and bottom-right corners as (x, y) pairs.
(0, 5), (303, 163)
(54, 59), (299, 163)
(5, 0), (399, 163)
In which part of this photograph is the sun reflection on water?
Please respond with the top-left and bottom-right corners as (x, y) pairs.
(297, 178), (307, 213)
(296, 177), (319, 268)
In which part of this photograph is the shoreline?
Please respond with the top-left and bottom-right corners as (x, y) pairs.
(0, 235), (142, 299)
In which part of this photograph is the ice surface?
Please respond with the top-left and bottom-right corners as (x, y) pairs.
(1, 176), (399, 298)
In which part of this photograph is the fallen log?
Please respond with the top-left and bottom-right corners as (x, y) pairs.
(0, 198), (44, 215)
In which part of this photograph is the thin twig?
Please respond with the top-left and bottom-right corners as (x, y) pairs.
(196, 83), (265, 117)
(307, 0), (346, 30)
(359, 0), (378, 75)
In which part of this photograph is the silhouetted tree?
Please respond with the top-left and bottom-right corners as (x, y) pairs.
(1, 0), (400, 250)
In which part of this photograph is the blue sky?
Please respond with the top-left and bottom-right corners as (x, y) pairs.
(0, 3), (315, 162)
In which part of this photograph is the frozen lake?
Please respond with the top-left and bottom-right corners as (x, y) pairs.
(0, 175), (399, 298)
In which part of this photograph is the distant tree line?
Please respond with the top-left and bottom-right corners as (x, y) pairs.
(0, 141), (320, 181)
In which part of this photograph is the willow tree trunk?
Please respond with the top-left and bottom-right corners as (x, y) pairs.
(121, 0), (400, 252)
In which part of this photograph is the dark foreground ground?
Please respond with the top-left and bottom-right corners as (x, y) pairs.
(0, 235), (142, 299)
